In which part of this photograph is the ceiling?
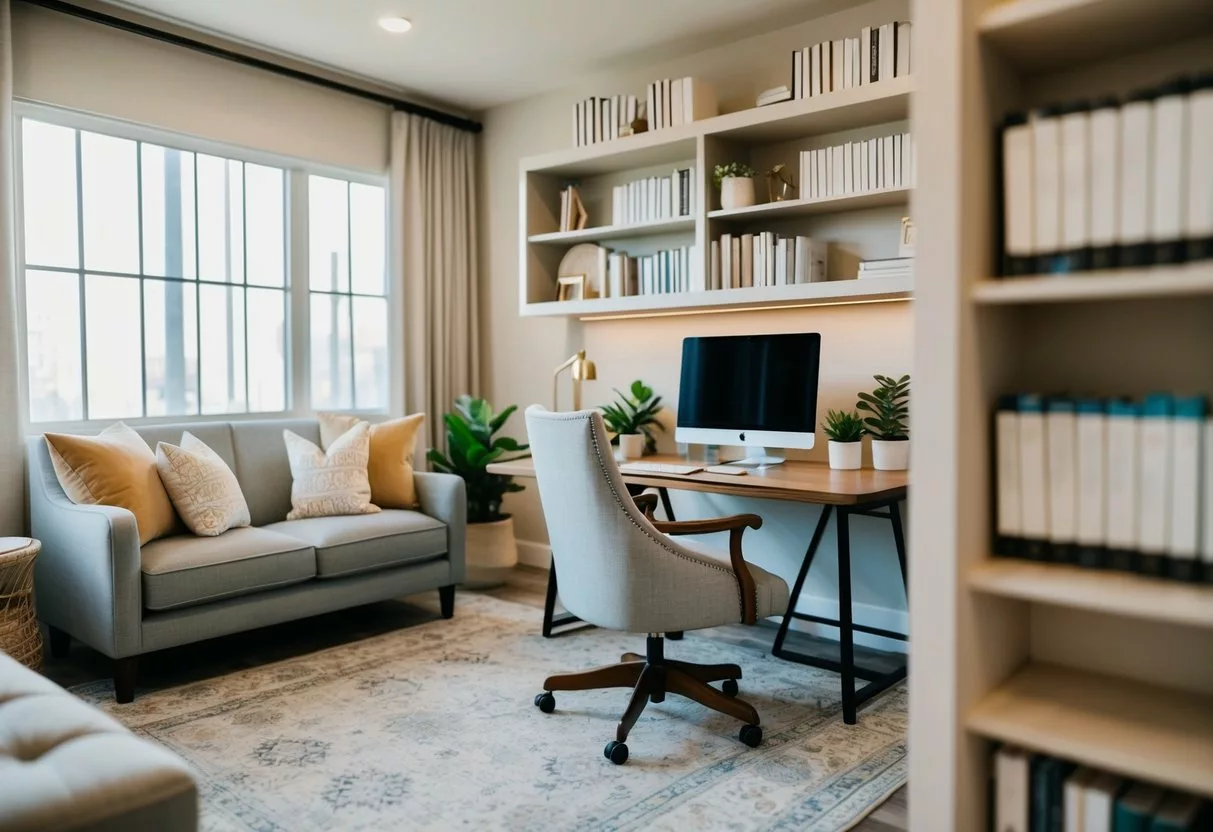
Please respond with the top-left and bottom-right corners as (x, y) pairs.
(106, 0), (833, 112)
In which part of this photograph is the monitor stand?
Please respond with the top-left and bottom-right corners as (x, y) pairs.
(729, 447), (786, 467)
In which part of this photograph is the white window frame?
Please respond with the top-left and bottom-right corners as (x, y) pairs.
(13, 102), (400, 433)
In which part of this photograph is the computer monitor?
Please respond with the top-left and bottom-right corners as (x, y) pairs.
(675, 333), (821, 466)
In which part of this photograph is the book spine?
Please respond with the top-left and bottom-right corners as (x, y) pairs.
(1187, 81), (1213, 260)
(1204, 417), (1213, 582)
(1105, 401), (1141, 572)
(1119, 95), (1154, 265)
(996, 397), (1023, 555)
(1075, 400), (1108, 568)
(1168, 398), (1206, 580)
(868, 26), (879, 84)
(1137, 394), (1174, 577)
(1019, 395), (1050, 560)
(1151, 83), (1187, 263)
(896, 22), (912, 77)
(1003, 115), (1035, 275)
(1046, 400), (1078, 563)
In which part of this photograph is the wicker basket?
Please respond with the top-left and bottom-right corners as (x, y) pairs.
(0, 538), (41, 669)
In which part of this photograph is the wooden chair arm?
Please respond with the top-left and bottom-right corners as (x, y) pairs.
(650, 514), (763, 536)
(632, 493), (659, 520)
(653, 514), (763, 624)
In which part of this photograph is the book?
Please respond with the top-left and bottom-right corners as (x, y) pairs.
(995, 746), (1030, 832)
(1120, 91), (1153, 265)
(740, 234), (753, 288)
(895, 21), (912, 77)
(1030, 755), (1073, 832)
(721, 233), (733, 288)
(1046, 398), (1078, 563)
(1063, 767), (1097, 832)
(796, 236), (827, 283)
(1083, 773), (1124, 832)
(1137, 394), (1174, 575)
(1204, 416), (1213, 581)
(811, 43), (822, 97)
(682, 77), (718, 123)
(831, 39), (844, 91)
(1105, 400), (1141, 572)
(1088, 98), (1120, 266)
(1189, 76), (1213, 261)
(879, 23), (895, 81)
(1149, 793), (1208, 831)
(730, 236), (741, 288)
(1075, 399), (1107, 568)
(671, 78), (684, 128)
(792, 50), (803, 99)
(1018, 394), (1050, 560)
(1114, 783), (1164, 832)
(1152, 81), (1187, 262)
(710, 239), (720, 291)
(996, 395), (1022, 555)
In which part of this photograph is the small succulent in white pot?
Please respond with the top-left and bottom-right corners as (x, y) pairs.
(823, 409), (865, 470)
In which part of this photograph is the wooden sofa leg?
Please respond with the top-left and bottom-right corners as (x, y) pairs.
(439, 585), (455, 620)
(114, 657), (138, 704)
(48, 626), (71, 658)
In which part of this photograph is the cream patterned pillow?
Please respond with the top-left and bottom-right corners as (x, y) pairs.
(155, 432), (250, 537)
(283, 423), (381, 520)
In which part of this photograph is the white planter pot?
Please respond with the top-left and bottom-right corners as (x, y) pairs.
(464, 516), (518, 588)
(616, 433), (646, 461)
(720, 176), (757, 211)
(828, 440), (862, 470)
(871, 438), (910, 471)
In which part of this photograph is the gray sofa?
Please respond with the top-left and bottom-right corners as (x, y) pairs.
(28, 419), (466, 703)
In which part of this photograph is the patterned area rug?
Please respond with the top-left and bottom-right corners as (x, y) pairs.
(74, 594), (906, 832)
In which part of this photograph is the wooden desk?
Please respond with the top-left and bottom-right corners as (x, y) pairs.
(488, 455), (909, 724)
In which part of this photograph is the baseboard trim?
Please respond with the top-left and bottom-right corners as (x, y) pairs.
(516, 539), (551, 569)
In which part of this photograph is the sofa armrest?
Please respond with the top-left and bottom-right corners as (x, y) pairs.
(413, 472), (466, 584)
(27, 438), (142, 658)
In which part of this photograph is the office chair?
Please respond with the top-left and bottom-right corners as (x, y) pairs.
(524, 406), (790, 764)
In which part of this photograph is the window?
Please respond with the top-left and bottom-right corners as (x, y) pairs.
(17, 114), (390, 425)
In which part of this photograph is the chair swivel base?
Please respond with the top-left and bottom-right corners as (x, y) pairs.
(533, 634), (763, 764)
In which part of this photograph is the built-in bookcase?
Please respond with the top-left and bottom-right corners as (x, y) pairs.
(912, 0), (1213, 828)
(518, 78), (915, 318)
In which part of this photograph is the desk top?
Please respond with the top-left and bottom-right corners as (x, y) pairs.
(486, 454), (908, 506)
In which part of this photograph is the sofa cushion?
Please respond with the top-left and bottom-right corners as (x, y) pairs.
(264, 510), (447, 579)
(141, 527), (316, 611)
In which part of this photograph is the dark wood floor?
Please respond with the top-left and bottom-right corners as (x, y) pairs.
(42, 565), (906, 831)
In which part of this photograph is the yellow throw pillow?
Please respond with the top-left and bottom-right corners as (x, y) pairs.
(284, 423), (381, 520)
(156, 432), (251, 537)
(44, 423), (178, 546)
(318, 413), (425, 510)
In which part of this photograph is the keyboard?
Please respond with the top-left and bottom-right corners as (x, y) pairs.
(619, 462), (704, 475)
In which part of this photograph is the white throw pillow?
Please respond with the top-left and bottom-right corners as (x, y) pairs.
(155, 432), (251, 537)
(283, 423), (381, 520)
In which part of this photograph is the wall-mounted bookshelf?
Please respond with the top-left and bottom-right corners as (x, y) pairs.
(518, 77), (916, 318)
(971, 263), (1213, 305)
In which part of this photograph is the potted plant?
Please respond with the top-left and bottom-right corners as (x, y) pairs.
(823, 409), (865, 470)
(856, 374), (910, 471)
(600, 380), (664, 460)
(427, 395), (528, 586)
(714, 162), (760, 211)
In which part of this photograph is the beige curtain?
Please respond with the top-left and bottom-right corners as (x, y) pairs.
(0, 0), (23, 535)
(389, 111), (480, 454)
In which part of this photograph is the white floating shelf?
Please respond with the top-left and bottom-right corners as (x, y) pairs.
(971, 263), (1213, 304)
(521, 275), (913, 319)
(979, 0), (1213, 74)
(709, 188), (911, 222)
(967, 663), (1213, 798)
(969, 559), (1213, 629)
(527, 217), (695, 245)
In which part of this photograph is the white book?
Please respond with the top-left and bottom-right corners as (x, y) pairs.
(774, 238), (786, 286)
(903, 133), (914, 187)
(710, 239), (720, 291)
(844, 38), (854, 89)
(730, 236), (741, 288)
(802, 47), (811, 99)
(1152, 83), (1186, 247)
(883, 135), (895, 191)
(607, 253), (621, 298)
(740, 234), (753, 289)
(834, 145), (844, 197)
(1081, 773), (1123, 832)
(817, 149), (827, 201)
(764, 231), (776, 282)
(1019, 397), (1050, 545)
(793, 49), (804, 100)
(1170, 399), (1205, 571)
(895, 22), (912, 77)
(831, 39), (843, 91)
(1106, 402), (1139, 553)
(825, 146), (834, 197)
(1075, 401), (1106, 549)
(1003, 115), (1035, 266)
(1063, 768), (1096, 832)
(843, 141), (853, 194)
(893, 133), (903, 187)
(1046, 401), (1077, 549)
(721, 234), (732, 288)
(1062, 106), (1091, 253)
(670, 77), (684, 127)
(572, 102), (579, 146)
(852, 36), (861, 89)
(860, 27), (872, 86)
(1187, 82), (1213, 243)
(994, 746), (1029, 832)
(752, 233), (763, 287)
(1204, 418), (1213, 571)
(866, 139), (876, 193)
(646, 84), (656, 132)
(1089, 103), (1120, 252)
(1138, 395), (1173, 557)
(1120, 95), (1153, 248)
(682, 77), (718, 123)
(879, 23), (895, 81)
(1034, 108), (1062, 260)
(812, 43), (823, 97)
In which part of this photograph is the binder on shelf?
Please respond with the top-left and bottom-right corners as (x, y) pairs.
(1046, 398), (1078, 564)
(1002, 112), (1035, 276)
(860, 26), (873, 86)
(895, 22), (912, 78)
(1033, 105), (1063, 274)
(1029, 755), (1072, 832)
(1018, 394), (1050, 560)
(1105, 399), (1140, 573)
(1187, 73), (1213, 261)
(995, 396), (1022, 556)
(1062, 768), (1096, 832)
(1203, 416), (1213, 583)
(994, 746), (1030, 832)
(1137, 393), (1174, 577)
(740, 234), (754, 289)
(1168, 397), (1206, 581)
(878, 22), (895, 82)
(1152, 79), (1188, 264)
(1119, 88), (1155, 267)
(831, 39), (843, 92)
(1150, 792), (1209, 831)
(1089, 97), (1121, 271)
(1075, 399), (1108, 569)
(1060, 101), (1092, 272)
(1113, 784), (1165, 831)
(1081, 772), (1124, 832)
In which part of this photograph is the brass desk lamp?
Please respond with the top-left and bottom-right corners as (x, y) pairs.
(552, 350), (597, 411)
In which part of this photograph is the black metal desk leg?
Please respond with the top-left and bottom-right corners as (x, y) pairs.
(890, 500), (908, 604)
(773, 506), (833, 655)
(837, 506), (857, 725)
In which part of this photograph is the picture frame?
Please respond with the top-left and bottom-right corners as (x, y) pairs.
(556, 274), (587, 302)
(899, 217), (917, 258)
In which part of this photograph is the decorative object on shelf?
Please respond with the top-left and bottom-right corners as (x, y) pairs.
(427, 396), (528, 586)
(628, 117), (648, 135)
(0, 537), (42, 669)
(756, 85), (792, 107)
(557, 243), (607, 298)
(857, 374), (910, 471)
(899, 216), (917, 257)
(766, 163), (797, 202)
(556, 274), (587, 301)
(600, 380), (664, 457)
(559, 185), (588, 232)
(714, 162), (760, 211)
(824, 409), (865, 470)
(552, 350), (597, 412)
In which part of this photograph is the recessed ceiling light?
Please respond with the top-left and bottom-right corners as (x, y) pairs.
(378, 16), (412, 34)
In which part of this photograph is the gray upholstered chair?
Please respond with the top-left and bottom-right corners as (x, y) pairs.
(524, 406), (790, 764)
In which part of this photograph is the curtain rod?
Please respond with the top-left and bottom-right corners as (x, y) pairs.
(20, 0), (484, 134)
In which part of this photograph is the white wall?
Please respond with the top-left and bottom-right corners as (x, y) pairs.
(478, 0), (913, 641)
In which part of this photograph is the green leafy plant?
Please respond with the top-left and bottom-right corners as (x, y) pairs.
(713, 162), (759, 189)
(427, 395), (528, 523)
(856, 374), (910, 440)
(823, 409), (865, 443)
(600, 380), (664, 454)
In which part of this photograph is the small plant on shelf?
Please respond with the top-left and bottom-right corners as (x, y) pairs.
(823, 409), (865, 470)
(714, 162), (760, 211)
(713, 162), (759, 189)
(856, 374), (910, 471)
(600, 380), (664, 458)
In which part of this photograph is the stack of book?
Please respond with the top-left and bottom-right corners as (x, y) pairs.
(999, 74), (1213, 276)
(610, 168), (695, 226)
(858, 257), (913, 280)
(710, 233), (827, 291)
(800, 132), (916, 201)
(994, 747), (1209, 831)
(607, 246), (697, 297)
(573, 95), (643, 148)
(790, 21), (911, 101)
(645, 77), (717, 132)
(994, 393), (1213, 582)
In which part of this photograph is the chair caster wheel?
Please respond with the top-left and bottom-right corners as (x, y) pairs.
(604, 740), (629, 765)
(721, 678), (739, 697)
(739, 724), (763, 748)
(534, 692), (555, 713)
